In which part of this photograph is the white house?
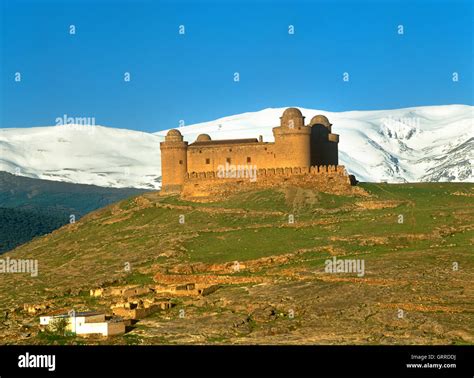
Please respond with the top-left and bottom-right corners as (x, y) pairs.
(40, 311), (125, 337)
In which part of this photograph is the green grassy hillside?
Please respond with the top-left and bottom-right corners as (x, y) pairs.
(0, 182), (472, 345)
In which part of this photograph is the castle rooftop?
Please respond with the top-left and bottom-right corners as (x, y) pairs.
(189, 138), (259, 147)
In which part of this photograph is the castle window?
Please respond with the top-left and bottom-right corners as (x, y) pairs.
(226, 158), (231, 164)
(179, 160), (183, 165)
(229, 148), (232, 152)
(247, 157), (251, 163)
(205, 158), (210, 164)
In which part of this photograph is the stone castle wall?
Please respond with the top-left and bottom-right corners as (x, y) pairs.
(160, 108), (343, 195)
(186, 130), (313, 174)
(182, 165), (353, 198)
(187, 142), (278, 173)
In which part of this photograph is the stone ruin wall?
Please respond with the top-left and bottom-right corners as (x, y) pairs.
(182, 165), (354, 198)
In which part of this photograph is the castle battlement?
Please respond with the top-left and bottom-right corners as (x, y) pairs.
(185, 165), (348, 180)
(160, 108), (354, 196)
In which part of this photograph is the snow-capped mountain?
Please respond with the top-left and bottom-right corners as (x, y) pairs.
(0, 125), (164, 189)
(155, 104), (473, 184)
(1, 105), (472, 189)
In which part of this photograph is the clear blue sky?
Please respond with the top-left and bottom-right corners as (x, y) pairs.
(0, 0), (472, 132)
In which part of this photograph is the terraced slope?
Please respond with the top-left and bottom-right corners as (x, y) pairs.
(0, 183), (472, 345)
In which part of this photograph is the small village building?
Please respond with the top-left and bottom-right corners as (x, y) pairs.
(40, 311), (125, 337)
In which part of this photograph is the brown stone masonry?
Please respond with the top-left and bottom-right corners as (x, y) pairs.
(182, 165), (352, 197)
(160, 108), (352, 195)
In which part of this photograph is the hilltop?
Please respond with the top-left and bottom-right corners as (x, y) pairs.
(0, 182), (472, 345)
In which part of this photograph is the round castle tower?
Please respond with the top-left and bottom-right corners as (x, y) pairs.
(160, 129), (188, 193)
(272, 108), (311, 168)
(309, 115), (332, 131)
(308, 114), (339, 166)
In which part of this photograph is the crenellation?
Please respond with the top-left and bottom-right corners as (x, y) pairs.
(183, 165), (350, 182)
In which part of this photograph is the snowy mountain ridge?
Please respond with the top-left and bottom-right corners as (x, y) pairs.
(1, 105), (472, 189)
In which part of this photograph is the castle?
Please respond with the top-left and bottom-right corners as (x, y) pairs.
(160, 108), (353, 196)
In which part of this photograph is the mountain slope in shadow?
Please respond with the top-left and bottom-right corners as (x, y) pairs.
(0, 172), (148, 253)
